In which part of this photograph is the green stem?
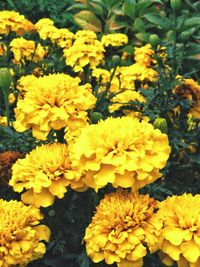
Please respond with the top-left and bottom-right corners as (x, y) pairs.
(56, 128), (65, 143)
(172, 11), (177, 71)
(2, 88), (10, 127)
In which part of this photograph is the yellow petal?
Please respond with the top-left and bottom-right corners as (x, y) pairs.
(181, 239), (200, 263)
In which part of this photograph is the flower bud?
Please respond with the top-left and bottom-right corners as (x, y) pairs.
(149, 34), (160, 48)
(153, 118), (168, 133)
(180, 30), (192, 42)
(170, 0), (181, 11)
(90, 112), (103, 124)
(0, 68), (12, 91)
(111, 55), (120, 67)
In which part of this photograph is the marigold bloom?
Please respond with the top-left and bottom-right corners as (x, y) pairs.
(101, 33), (128, 47)
(9, 143), (85, 208)
(0, 199), (50, 267)
(174, 78), (200, 118)
(109, 90), (145, 113)
(71, 116), (171, 191)
(84, 189), (162, 267)
(134, 44), (155, 67)
(158, 194), (200, 267)
(0, 10), (34, 35)
(64, 30), (105, 72)
(14, 73), (96, 140)
(10, 37), (47, 64)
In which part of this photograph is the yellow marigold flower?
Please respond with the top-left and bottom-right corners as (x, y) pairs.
(0, 116), (8, 126)
(9, 143), (86, 208)
(10, 37), (47, 64)
(64, 31), (105, 72)
(50, 28), (74, 48)
(158, 193), (200, 267)
(0, 10), (34, 35)
(8, 93), (16, 105)
(84, 189), (162, 267)
(101, 33), (128, 47)
(14, 73), (96, 140)
(74, 30), (97, 42)
(35, 18), (55, 31)
(109, 90), (145, 113)
(134, 44), (155, 67)
(92, 68), (110, 84)
(0, 199), (50, 266)
(71, 116), (171, 191)
(173, 78), (200, 118)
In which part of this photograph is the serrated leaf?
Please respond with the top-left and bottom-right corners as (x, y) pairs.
(73, 10), (102, 32)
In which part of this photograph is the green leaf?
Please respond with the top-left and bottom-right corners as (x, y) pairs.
(182, 17), (200, 31)
(122, 0), (137, 19)
(135, 32), (150, 42)
(73, 10), (102, 32)
(144, 13), (170, 30)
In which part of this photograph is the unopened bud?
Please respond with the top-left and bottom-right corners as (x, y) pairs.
(153, 118), (168, 134)
(90, 112), (103, 124)
(0, 68), (12, 90)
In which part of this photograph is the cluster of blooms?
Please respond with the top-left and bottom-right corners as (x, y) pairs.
(0, 10), (35, 35)
(70, 116), (171, 191)
(84, 189), (162, 267)
(174, 77), (200, 118)
(85, 190), (200, 267)
(157, 194), (200, 267)
(63, 30), (105, 72)
(9, 143), (86, 208)
(9, 37), (47, 64)
(14, 73), (96, 139)
(0, 199), (50, 266)
(35, 18), (74, 49)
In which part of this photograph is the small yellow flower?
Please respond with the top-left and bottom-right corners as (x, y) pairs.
(10, 37), (47, 64)
(0, 116), (8, 126)
(10, 143), (86, 208)
(84, 189), (162, 267)
(70, 116), (171, 191)
(0, 199), (50, 267)
(109, 90), (145, 113)
(101, 33), (128, 47)
(173, 77), (200, 118)
(134, 44), (155, 67)
(158, 193), (200, 267)
(0, 10), (34, 35)
(64, 30), (105, 72)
